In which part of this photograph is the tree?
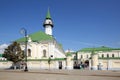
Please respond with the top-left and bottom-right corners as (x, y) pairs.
(2, 42), (25, 69)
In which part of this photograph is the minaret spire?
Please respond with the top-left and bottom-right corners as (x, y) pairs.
(43, 8), (54, 35)
(46, 7), (51, 19)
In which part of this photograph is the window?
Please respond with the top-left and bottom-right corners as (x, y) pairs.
(74, 56), (77, 60)
(81, 55), (83, 58)
(28, 49), (31, 57)
(86, 55), (89, 58)
(112, 54), (114, 58)
(107, 54), (109, 58)
(43, 50), (46, 57)
(102, 54), (104, 58)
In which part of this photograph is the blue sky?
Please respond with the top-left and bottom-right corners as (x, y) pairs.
(0, 0), (120, 51)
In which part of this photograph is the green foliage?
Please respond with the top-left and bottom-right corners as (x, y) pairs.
(2, 42), (25, 63)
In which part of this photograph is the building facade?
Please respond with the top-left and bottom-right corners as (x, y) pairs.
(0, 9), (120, 70)
(73, 46), (120, 70)
(16, 9), (67, 70)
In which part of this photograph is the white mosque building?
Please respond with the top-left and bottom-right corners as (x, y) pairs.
(0, 9), (73, 70)
(16, 9), (68, 69)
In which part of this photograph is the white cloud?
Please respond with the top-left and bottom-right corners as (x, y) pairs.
(0, 44), (9, 54)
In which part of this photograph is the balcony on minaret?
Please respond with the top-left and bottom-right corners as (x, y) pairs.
(43, 19), (53, 28)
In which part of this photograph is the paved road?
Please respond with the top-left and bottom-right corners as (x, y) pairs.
(0, 69), (120, 80)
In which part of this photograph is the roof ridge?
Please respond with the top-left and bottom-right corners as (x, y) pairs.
(16, 31), (53, 42)
(78, 46), (120, 52)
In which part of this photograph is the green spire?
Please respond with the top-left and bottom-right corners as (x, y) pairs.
(46, 8), (51, 19)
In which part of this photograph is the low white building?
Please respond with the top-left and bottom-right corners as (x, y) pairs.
(75, 46), (120, 70)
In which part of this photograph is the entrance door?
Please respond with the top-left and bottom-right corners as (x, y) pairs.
(73, 61), (78, 69)
(85, 60), (89, 68)
(59, 61), (62, 69)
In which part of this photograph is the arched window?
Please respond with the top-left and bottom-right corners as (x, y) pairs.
(86, 55), (89, 58)
(28, 49), (31, 57)
(112, 54), (114, 58)
(43, 50), (46, 57)
(107, 54), (109, 58)
(102, 54), (104, 58)
(81, 55), (83, 58)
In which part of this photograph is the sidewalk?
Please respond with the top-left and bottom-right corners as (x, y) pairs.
(0, 69), (120, 80)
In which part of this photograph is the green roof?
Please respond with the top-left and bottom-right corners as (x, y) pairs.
(16, 31), (54, 42)
(79, 46), (120, 52)
(66, 52), (72, 57)
(46, 8), (51, 19)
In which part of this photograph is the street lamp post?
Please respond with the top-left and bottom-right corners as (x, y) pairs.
(48, 57), (51, 70)
(48, 55), (53, 70)
(20, 28), (28, 72)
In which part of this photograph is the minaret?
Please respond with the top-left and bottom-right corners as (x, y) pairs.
(43, 8), (54, 35)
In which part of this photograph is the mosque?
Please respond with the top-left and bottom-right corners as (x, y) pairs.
(16, 9), (68, 70)
(0, 9), (73, 70)
(0, 9), (120, 70)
